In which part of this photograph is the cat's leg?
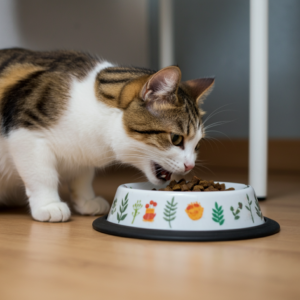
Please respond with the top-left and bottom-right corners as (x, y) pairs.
(9, 130), (71, 222)
(69, 167), (110, 215)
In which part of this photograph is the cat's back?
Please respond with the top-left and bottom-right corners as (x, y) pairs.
(0, 48), (101, 136)
(0, 48), (100, 79)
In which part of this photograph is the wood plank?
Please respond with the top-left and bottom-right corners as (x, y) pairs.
(199, 139), (300, 171)
(1, 169), (300, 300)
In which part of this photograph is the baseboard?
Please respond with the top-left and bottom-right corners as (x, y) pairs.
(199, 139), (300, 172)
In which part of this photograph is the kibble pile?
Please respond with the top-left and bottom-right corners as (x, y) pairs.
(155, 176), (235, 192)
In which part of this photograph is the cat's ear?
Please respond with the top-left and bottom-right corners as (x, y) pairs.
(182, 78), (215, 105)
(140, 66), (181, 103)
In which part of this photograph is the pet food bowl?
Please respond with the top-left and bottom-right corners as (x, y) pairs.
(93, 182), (280, 241)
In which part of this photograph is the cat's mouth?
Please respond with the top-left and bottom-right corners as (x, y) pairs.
(153, 162), (172, 181)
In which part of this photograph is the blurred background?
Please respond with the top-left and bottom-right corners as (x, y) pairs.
(0, 0), (299, 189)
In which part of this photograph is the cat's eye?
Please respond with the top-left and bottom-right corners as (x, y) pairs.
(195, 142), (200, 151)
(171, 133), (183, 147)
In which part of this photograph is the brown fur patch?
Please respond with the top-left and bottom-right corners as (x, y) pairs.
(0, 48), (99, 80)
(0, 63), (45, 101)
(0, 62), (69, 134)
(122, 96), (200, 150)
(95, 67), (155, 108)
(118, 75), (149, 109)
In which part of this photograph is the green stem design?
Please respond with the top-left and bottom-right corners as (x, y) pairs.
(230, 202), (243, 220)
(163, 197), (178, 228)
(245, 194), (254, 223)
(212, 202), (225, 225)
(254, 194), (263, 220)
(110, 198), (118, 215)
(117, 193), (129, 223)
(131, 200), (143, 224)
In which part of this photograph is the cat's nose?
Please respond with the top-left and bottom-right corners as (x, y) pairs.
(184, 163), (194, 172)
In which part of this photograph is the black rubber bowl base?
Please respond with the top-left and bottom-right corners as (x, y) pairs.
(92, 216), (280, 242)
(258, 197), (267, 201)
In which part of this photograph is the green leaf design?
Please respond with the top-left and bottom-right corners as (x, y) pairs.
(212, 202), (225, 225)
(166, 205), (176, 211)
(230, 203), (242, 220)
(246, 194), (254, 223)
(117, 193), (129, 223)
(163, 197), (178, 228)
(164, 211), (176, 218)
(131, 200), (143, 224)
(254, 193), (263, 220)
(110, 198), (118, 215)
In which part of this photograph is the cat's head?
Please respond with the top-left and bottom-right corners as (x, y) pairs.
(117, 66), (214, 185)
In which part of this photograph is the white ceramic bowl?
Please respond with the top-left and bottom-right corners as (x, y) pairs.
(107, 182), (265, 231)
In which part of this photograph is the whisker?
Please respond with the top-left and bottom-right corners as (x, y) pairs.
(205, 130), (232, 140)
(202, 104), (234, 126)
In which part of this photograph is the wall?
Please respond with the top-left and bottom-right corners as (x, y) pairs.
(0, 0), (149, 67)
(0, 0), (22, 47)
(149, 0), (300, 138)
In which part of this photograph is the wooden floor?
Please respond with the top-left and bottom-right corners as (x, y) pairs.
(1, 167), (300, 300)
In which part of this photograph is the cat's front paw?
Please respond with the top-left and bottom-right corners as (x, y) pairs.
(74, 196), (110, 215)
(31, 202), (71, 222)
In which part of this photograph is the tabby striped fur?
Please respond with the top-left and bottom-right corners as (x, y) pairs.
(0, 48), (214, 222)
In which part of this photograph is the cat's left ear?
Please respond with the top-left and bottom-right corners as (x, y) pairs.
(140, 66), (181, 103)
(182, 78), (215, 105)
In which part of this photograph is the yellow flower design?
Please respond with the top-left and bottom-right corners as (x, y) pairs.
(185, 202), (204, 220)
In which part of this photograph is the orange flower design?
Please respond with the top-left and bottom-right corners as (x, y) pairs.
(185, 202), (204, 220)
(143, 201), (157, 222)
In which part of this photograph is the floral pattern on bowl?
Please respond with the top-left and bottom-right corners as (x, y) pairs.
(107, 182), (264, 231)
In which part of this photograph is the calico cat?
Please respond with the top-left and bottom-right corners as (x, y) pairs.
(0, 48), (214, 222)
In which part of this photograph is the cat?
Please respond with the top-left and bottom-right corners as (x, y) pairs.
(0, 48), (214, 222)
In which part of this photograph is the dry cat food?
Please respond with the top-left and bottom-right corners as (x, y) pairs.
(154, 176), (235, 192)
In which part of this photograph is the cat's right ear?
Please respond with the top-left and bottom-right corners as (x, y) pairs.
(182, 78), (215, 105)
(140, 66), (181, 103)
